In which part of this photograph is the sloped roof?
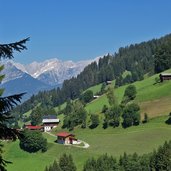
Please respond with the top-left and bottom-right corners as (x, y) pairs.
(25, 125), (43, 130)
(160, 73), (171, 76)
(43, 115), (57, 119)
(42, 118), (60, 123)
(57, 132), (74, 137)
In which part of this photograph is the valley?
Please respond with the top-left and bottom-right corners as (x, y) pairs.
(3, 69), (171, 171)
(1, 30), (171, 171)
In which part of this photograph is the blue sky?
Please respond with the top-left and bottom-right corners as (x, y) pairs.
(1, 0), (171, 64)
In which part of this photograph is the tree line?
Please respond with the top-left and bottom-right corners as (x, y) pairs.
(45, 140), (171, 171)
(60, 84), (143, 130)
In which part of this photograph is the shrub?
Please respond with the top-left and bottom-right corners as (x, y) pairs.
(19, 130), (47, 153)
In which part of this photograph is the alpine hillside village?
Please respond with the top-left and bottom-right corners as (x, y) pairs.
(1, 1), (171, 171)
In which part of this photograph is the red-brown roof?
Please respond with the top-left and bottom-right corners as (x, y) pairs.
(25, 125), (43, 130)
(57, 132), (74, 138)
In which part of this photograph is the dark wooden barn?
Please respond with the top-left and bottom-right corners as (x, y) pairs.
(159, 73), (171, 82)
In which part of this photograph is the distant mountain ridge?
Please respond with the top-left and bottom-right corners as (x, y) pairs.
(0, 57), (100, 100)
(0, 73), (53, 101)
(1, 57), (100, 85)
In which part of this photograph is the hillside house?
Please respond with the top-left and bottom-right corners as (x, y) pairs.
(42, 115), (60, 132)
(25, 124), (43, 131)
(159, 73), (171, 82)
(93, 95), (100, 99)
(56, 132), (78, 145)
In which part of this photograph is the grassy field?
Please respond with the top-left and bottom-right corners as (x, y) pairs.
(86, 83), (102, 95)
(23, 110), (32, 117)
(3, 116), (171, 171)
(85, 69), (171, 118)
(54, 102), (66, 112)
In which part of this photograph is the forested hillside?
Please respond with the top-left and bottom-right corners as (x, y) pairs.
(14, 33), (171, 115)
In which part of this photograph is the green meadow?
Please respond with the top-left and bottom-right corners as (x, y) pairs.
(3, 115), (171, 171)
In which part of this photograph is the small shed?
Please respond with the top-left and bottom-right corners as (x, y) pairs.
(56, 132), (77, 145)
(159, 73), (171, 82)
(93, 95), (100, 99)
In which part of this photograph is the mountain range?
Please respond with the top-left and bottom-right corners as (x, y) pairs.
(0, 57), (100, 101)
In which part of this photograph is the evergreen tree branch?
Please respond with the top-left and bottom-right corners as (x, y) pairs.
(0, 93), (25, 113)
(0, 38), (30, 59)
(0, 37), (28, 170)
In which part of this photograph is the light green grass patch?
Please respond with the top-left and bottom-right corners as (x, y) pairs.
(86, 83), (102, 95)
(23, 110), (32, 117)
(54, 102), (66, 112)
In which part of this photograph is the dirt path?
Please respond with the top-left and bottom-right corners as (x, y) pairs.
(45, 131), (56, 137)
(69, 140), (90, 149)
(80, 140), (90, 148)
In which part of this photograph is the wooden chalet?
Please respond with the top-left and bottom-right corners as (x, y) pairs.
(56, 132), (78, 145)
(159, 73), (171, 82)
(42, 115), (60, 132)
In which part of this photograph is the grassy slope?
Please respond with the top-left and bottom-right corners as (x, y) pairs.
(86, 69), (171, 117)
(86, 83), (102, 95)
(54, 102), (66, 112)
(3, 116), (171, 171)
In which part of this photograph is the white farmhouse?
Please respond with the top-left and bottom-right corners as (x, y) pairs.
(42, 115), (60, 132)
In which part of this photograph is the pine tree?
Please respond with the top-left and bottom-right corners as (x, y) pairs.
(30, 106), (43, 125)
(83, 158), (97, 171)
(154, 39), (171, 73)
(59, 154), (76, 171)
(0, 38), (29, 170)
(44, 166), (49, 171)
(52, 160), (61, 171)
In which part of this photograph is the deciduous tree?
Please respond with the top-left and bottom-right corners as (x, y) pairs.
(122, 85), (137, 105)
(104, 105), (122, 128)
(80, 90), (94, 103)
(19, 129), (47, 153)
(89, 114), (99, 129)
(122, 103), (140, 128)
(106, 86), (116, 106)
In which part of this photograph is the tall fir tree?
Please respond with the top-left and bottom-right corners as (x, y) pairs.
(59, 154), (76, 171)
(0, 38), (29, 170)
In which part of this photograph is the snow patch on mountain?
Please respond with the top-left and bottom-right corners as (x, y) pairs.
(1, 56), (101, 86)
(0, 61), (25, 83)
